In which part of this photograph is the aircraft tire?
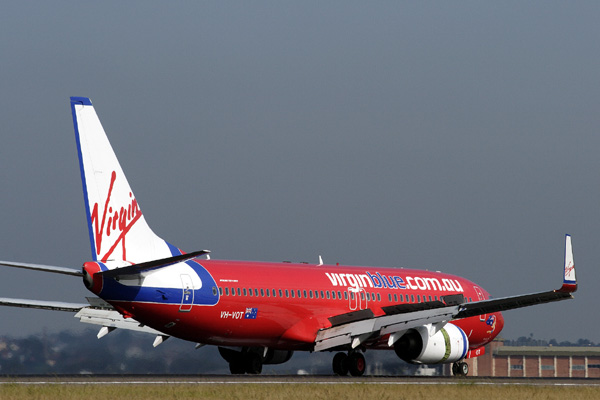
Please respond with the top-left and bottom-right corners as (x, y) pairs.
(229, 359), (246, 375)
(458, 362), (469, 376)
(452, 361), (469, 376)
(347, 352), (366, 377)
(245, 352), (263, 374)
(332, 352), (349, 376)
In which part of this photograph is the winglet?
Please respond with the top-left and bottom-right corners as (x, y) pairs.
(558, 234), (577, 293)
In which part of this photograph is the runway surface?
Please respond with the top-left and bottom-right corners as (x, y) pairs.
(2, 375), (600, 386)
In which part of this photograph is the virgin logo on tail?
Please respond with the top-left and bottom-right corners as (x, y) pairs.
(90, 171), (142, 261)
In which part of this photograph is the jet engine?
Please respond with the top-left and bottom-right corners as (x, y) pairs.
(393, 323), (468, 364)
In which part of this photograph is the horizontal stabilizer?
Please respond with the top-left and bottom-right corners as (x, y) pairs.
(0, 297), (88, 312)
(99, 250), (210, 278)
(0, 261), (82, 277)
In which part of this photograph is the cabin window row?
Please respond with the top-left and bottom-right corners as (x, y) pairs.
(385, 293), (474, 303)
(216, 287), (473, 305)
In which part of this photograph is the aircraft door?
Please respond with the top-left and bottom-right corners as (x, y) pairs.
(473, 286), (486, 321)
(180, 274), (194, 312)
(348, 287), (367, 311)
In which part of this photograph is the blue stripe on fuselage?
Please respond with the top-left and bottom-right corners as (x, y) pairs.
(97, 260), (219, 306)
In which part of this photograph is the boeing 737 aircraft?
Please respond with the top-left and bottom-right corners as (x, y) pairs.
(0, 97), (577, 376)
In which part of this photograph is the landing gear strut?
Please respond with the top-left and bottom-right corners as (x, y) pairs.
(332, 351), (366, 376)
(452, 361), (469, 376)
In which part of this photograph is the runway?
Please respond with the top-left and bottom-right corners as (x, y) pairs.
(2, 374), (600, 386)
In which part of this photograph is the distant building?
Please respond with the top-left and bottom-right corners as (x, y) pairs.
(457, 340), (600, 378)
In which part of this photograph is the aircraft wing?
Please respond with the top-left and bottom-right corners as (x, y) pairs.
(74, 306), (165, 337)
(315, 303), (460, 351)
(315, 234), (577, 352)
(0, 295), (168, 343)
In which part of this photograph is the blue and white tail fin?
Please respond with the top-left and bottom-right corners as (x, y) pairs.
(70, 97), (182, 264)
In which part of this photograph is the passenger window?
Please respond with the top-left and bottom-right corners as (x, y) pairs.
(260, 289), (265, 297)
(249, 288), (253, 297)
(291, 290), (295, 298)
(337, 291), (342, 299)
(314, 290), (319, 299)
(255, 289), (259, 297)
(399, 294), (403, 302)
(393, 294), (398, 302)
(237, 288), (241, 296)
(360, 292), (365, 301)
(243, 288), (247, 296)
(320, 290), (325, 298)
(303, 290), (307, 298)
(297, 290), (302, 298)
(225, 287), (229, 296)
(344, 291), (348, 300)
(285, 289), (289, 298)
(417, 295), (421, 302)
(265, 289), (270, 297)
(278, 289), (283, 297)
(326, 291), (330, 299)
(410, 295), (414, 302)
(309, 290), (313, 299)
(377, 293), (381, 301)
(332, 291), (336, 300)
(366, 293), (370, 300)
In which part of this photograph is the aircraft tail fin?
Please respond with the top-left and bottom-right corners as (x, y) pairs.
(70, 97), (182, 264)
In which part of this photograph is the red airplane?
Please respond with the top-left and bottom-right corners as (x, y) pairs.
(0, 97), (577, 376)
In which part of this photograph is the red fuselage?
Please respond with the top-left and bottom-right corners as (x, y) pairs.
(94, 260), (504, 351)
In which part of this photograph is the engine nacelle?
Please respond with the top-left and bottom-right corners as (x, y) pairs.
(394, 323), (469, 364)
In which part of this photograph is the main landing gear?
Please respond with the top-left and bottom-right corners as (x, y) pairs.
(332, 351), (366, 376)
(229, 352), (263, 374)
(452, 361), (469, 376)
(219, 347), (263, 375)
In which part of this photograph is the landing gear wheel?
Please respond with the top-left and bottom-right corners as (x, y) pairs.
(245, 352), (263, 374)
(229, 359), (246, 374)
(332, 352), (349, 376)
(452, 361), (469, 376)
(347, 352), (366, 377)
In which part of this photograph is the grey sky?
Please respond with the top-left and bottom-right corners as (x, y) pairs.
(1, 2), (599, 343)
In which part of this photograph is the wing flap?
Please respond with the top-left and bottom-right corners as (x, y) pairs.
(315, 305), (459, 351)
(75, 307), (164, 335)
